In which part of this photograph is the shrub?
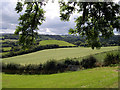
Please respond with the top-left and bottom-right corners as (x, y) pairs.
(56, 62), (66, 72)
(64, 58), (80, 66)
(43, 60), (57, 74)
(2, 63), (21, 74)
(104, 53), (120, 66)
(80, 56), (97, 69)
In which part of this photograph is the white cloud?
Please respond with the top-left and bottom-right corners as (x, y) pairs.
(44, 0), (60, 19)
(38, 28), (56, 35)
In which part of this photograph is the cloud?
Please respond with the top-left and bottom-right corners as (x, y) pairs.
(0, 1), (18, 33)
(1, 0), (79, 35)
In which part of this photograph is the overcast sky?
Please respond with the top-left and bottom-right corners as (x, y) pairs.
(0, 0), (119, 35)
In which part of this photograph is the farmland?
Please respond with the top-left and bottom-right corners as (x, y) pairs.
(1, 34), (120, 88)
(2, 46), (118, 65)
(39, 40), (76, 46)
(2, 66), (118, 88)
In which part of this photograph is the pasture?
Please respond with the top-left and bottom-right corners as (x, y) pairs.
(2, 46), (118, 65)
(2, 66), (118, 88)
(39, 40), (76, 46)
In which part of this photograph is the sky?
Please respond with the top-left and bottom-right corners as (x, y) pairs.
(0, 0), (120, 35)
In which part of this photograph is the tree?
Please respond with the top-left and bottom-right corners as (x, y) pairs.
(15, 0), (47, 48)
(59, 0), (120, 49)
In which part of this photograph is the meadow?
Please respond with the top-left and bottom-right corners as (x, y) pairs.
(39, 40), (76, 46)
(2, 46), (118, 65)
(2, 66), (118, 88)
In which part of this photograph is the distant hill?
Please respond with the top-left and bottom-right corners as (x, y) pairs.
(39, 40), (76, 47)
(1, 34), (120, 46)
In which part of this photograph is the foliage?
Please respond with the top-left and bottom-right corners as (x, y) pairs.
(43, 60), (58, 74)
(59, 1), (120, 49)
(15, 1), (46, 48)
(80, 56), (97, 69)
(104, 53), (120, 66)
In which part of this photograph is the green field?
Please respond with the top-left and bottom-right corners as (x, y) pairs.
(2, 47), (11, 51)
(40, 40), (76, 46)
(2, 46), (118, 65)
(2, 66), (118, 88)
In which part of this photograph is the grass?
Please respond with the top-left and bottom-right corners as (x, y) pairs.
(2, 46), (118, 65)
(2, 47), (11, 51)
(2, 66), (118, 88)
(40, 40), (76, 46)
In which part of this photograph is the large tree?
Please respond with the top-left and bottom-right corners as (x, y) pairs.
(15, 0), (47, 48)
(59, 0), (120, 49)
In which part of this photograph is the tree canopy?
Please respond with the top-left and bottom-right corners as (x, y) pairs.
(15, 0), (47, 48)
(15, 0), (120, 49)
(59, 1), (120, 49)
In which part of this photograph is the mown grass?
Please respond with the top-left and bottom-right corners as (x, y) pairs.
(2, 66), (118, 88)
(40, 40), (76, 46)
(2, 46), (118, 65)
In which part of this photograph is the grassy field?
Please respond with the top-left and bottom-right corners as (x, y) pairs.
(2, 47), (11, 51)
(39, 40), (76, 46)
(2, 66), (118, 88)
(2, 46), (118, 65)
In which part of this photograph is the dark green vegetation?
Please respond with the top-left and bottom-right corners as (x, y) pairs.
(15, 1), (46, 48)
(2, 66), (118, 88)
(104, 53), (120, 66)
(59, 1), (120, 49)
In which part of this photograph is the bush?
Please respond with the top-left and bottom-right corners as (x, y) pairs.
(64, 58), (80, 66)
(43, 60), (57, 74)
(56, 62), (66, 72)
(80, 56), (97, 69)
(104, 53), (120, 66)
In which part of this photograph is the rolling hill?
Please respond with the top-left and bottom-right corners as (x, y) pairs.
(39, 40), (76, 46)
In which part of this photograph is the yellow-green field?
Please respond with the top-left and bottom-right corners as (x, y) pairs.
(2, 46), (118, 65)
(40, 40), (76, 46)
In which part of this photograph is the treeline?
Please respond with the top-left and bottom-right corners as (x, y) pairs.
(2, 52), (120, 74)
(1, 34), (120, 47)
